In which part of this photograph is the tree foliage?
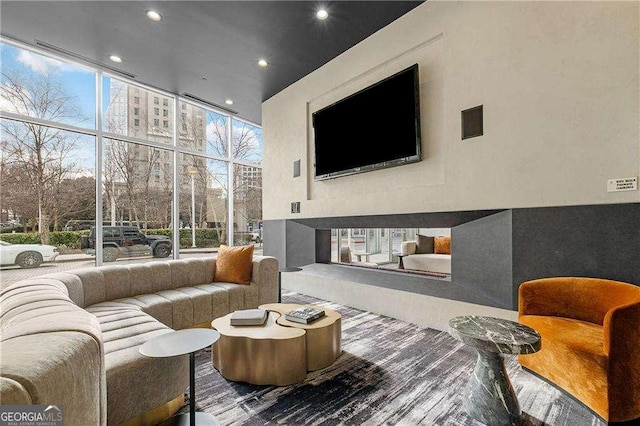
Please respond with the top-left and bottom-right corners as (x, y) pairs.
(1, 69), (87, 243)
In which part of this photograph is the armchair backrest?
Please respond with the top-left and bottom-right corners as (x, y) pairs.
(519, 277), (640, 325)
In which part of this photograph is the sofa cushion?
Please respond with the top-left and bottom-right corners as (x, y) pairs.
(129, 294), (174, 327)
(212, 283), (248, 312)
(72, 268), (107, 307)
(434, 236), (451, 254)
(127, 264), (154, 296)
(214, 244), (254, 285)
(402, 253), (451, 274)
(170, 260), (192, 289)
(173, 287), (214, 325)
(90, 306), (188, 425)
(415, 235), (434, 254)
(194, 284), (231, 319)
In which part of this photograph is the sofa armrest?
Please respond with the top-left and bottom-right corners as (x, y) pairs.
(251, 255), (279, 305)
(400, 241), (416, 256)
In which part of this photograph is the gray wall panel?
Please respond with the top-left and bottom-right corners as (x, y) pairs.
(512, 203), (640, 307)
(291, 210), (504, 229)
(263, 219), (286, 267)
(452, 210), (513, 309)
(315, 229), (332, 263)
(285, 221), (317, 268)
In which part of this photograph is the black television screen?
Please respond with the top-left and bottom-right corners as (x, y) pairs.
(312, 64), (421, 180)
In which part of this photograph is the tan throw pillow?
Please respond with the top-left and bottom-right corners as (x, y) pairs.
(214, 244), (254, 285)
(434, 236), (451, 255)
(415, 235), (434, 254)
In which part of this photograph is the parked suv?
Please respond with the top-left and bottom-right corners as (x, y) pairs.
(81, 226), (172, 262)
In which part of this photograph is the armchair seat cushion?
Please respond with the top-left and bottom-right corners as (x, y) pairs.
(519, 315), (608, 416)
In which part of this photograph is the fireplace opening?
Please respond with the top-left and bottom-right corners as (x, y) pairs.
(331, 227), (451, 278)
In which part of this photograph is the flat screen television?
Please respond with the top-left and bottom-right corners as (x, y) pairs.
(312, 64), (421, 180)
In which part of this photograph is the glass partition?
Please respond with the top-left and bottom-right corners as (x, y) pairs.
(1, 118), (96, 261)
(103, 76), (174, 144)
(233, 163), (263, 246)
(1, 43), (97, 129)
(0, 38), (262, 285)
(232, 119), (262, 163)
(179, 154), (228, 249)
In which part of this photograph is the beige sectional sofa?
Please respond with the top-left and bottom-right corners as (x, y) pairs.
(0, 255), (278, 425)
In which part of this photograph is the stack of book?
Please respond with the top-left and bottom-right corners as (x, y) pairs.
(230, 309), (268, 326)
(285, 306), (326, 324)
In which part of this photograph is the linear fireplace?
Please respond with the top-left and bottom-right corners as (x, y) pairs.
(263, 203), (640, 311)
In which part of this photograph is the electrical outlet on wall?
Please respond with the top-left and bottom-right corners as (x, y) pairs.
(291, 202), (301, 213)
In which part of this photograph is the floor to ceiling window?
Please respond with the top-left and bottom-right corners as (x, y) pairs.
(0, 38), (262, 275)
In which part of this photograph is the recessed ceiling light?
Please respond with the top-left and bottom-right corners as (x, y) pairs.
(258, 59), (268, 67)
(316, 9), (329, 20)
(146, 10), (162, 21)
(109, 55), (123, 63)
(225, 99), (234, 105)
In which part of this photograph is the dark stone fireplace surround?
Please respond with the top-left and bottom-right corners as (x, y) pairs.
(263, 202), (640, 311)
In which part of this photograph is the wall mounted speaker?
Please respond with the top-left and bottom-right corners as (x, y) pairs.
(461, 105), (483, 140)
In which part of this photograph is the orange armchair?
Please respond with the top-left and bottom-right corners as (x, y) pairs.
(518, 277), (640, 423)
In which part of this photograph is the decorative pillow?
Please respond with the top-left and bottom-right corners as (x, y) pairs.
(415, 235), (434, 254)
(214, 244), (254, 285)
(434, 236), (451, 255)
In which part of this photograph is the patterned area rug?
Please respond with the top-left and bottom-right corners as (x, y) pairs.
(180, 291), (604, 426)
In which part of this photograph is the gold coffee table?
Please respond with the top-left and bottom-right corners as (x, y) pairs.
(211, 311), (306, 386)
(211, 304), (342, 386)
(260, 303), (342, 371)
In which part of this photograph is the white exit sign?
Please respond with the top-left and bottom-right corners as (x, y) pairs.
(607, 176), (638, 192)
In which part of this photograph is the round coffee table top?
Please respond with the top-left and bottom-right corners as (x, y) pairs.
(139, 328), (220, 358)
(449, 315), (541, 355)
(212, 311), (306, 339)
(259, 303), (341, 330)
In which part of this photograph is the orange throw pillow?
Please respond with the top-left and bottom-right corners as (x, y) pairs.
(434, 236), (451, 255)
(214, 244), (254, 285)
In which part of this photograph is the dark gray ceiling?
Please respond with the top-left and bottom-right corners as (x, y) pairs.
(0, 1), (424, 124)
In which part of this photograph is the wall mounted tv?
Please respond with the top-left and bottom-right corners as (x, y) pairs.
(312, 64), (421, 181)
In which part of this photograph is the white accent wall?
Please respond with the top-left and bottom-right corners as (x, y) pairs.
(262, 1), (639, 221)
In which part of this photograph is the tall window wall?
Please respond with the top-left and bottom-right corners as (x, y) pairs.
(0, 39), (263, 268)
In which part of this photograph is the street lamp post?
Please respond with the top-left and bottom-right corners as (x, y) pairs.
(188, 169), (198, 248)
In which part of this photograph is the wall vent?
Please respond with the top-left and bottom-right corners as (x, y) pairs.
(34, 39), (137, 79)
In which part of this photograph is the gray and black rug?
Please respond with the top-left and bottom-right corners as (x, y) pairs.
(180, 291), (604, 426)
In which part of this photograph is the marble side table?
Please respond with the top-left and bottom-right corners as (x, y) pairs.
(449, 315), (541, 426)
